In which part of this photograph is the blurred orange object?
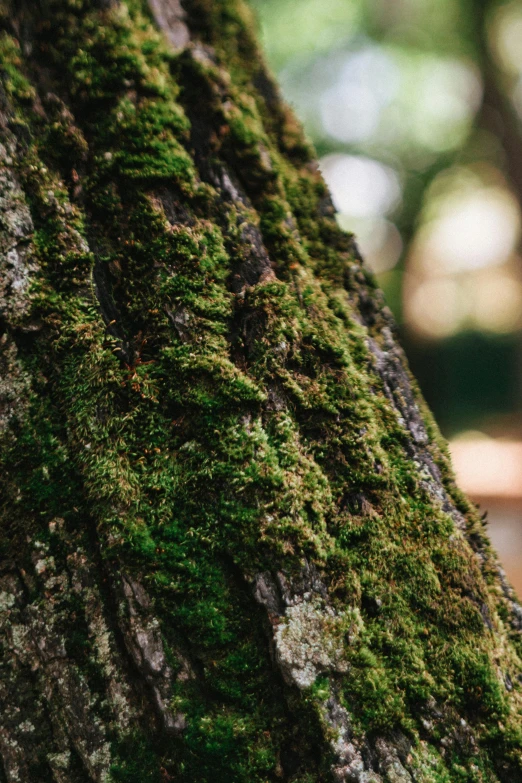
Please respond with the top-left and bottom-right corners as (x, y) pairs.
(450, 435), (522, 501)
(450, 434), (522, 593)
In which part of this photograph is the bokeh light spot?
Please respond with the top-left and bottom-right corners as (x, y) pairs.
(405, 276), (462, 338)
(320, 153), (401, 218)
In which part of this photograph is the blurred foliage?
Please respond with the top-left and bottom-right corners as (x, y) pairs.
(252, 0), (522, 436)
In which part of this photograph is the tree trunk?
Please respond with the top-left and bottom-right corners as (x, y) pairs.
(0, 1), (521, 781)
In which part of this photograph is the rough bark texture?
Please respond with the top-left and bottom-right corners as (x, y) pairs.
(0, 1), (522, 781)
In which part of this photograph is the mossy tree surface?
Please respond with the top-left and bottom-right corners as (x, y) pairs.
(0, 1), (521, 781)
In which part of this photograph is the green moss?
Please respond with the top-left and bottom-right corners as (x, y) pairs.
(0, 31), (36, 102)
(110, 734), (161, 782)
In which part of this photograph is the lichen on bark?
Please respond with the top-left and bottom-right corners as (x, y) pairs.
(0, 0), (522, 781)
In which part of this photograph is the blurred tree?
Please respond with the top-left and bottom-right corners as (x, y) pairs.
(2, 0), (522, 782)
(253, 0), (522, 437)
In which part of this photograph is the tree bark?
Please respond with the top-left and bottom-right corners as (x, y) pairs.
(1, 1), (522, 781)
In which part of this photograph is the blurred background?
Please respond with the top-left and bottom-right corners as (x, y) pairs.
(252, 0), (522, 590)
